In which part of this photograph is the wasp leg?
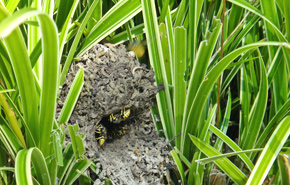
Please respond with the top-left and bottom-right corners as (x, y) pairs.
(121, 107), (124, 116)
(122, 107), (130, 120)
(109, 113), (116, 122)
(95, 128), (102, 134)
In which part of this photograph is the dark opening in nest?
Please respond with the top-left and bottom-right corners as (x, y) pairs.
(95, 111), (135, 144)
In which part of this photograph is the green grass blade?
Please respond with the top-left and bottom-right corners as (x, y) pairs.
(210, 125), (254, 170)
(42, 0), (54, 16)
(246, 116), (290, 185)
(5, 0), (20, 13)
(164, 5), (174, 84)
(284, 0), (290, 41)
(188, 0), (203, 69)
(68, 125), (85, 160)
(0, 86), (34, 145)
(110, 8), (181, 44)
(171, 150), (185, 185)
(55, 0), (75, 30)
(190, 135), (247, 185)
(227, 15), (260, 53)
(0, 119), (22, 159)
(0, 5), (61, 155)
(141, 0), (175, 141)
(0, 167), (14, 172)
(37, 12), (59, 157)
(221, 64), (241, 96)
(239, 63), (250, 138)
(173, 147), (191, 168)
(0, 6), (40, 147)
(195, 148), (261, 165)
(58, 0), (80, 57)
(52, 130), (63, 166)
(229, 0), (290, 72)
(0, 41), (15, 89)
(27, 1), (40, 77)
(87, 0), (102, 30)
(159, 23), (172, 89)
(158, 0), (169, 23)
(173, 26), (186, 149)
(0, 94), (26, 148)
(260, 0), (288, 113)
(183, 18), (222, 122)
(256, 98), (290, 148)
(182, 42), (290, 160)
(214, 90), (231, 151)
(15, 150), (32, 185)
(181, 18), (221, 158)
(77, 0), (142, 57)
(200, 104), (217, 142)
(174, 0), (188, 27)
(277, 154), (290, 185)
(57, 144), (74, 184)
(228, 5), (244, 35)
(58, 69), (84, 125)
(15, 148), (51, 185)
(227, 0), (285, 41)
(267, 46), (283, 84)
(241, 51), (267, 150)
(110, 23), (144, 44)
(29, 39), (42, 68)
(59, 0), (99, 87)
(63, 159), (92, 185)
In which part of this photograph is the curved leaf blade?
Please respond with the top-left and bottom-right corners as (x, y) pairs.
(190, 135), (247, 185)
(246, 116), (290, 185)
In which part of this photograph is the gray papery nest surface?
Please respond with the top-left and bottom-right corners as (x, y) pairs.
(58, 44), (176, 185)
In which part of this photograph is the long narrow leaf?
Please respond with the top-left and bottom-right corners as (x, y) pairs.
(37, 10), (59, 157)
(141, 0), (175, 141)
(171, 150), (185, 185)
(0, 6), (40, 147)
(77, 0), (142, 57)
(195, 148), (261, 165)
(58, 69), (84, 125)
(173, 26), (186, 149)
(181, 18), (222, 158)
(210, 125), (254, 170)
(59, 0), (99, 86)
(256, 98), (290, 148)
(241, 51), (267, 150)
(15, 148), (51, 185)
(182, 42), (290, 160)
(246, 116), (290, 185)
(190, 135), (247, 185)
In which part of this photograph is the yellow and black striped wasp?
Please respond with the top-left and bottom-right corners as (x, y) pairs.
(95, 124), (107, 146)
(95, 107), (132, 146)
(109, 107), (131, 124)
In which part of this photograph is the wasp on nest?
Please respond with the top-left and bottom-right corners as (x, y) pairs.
(95, 107), (132, 146)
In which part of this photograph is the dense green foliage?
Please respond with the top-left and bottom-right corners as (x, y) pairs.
(0, 0), (290, 184)
(144, 0), (290, 184)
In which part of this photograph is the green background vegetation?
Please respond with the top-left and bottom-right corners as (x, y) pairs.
(0, 0), (290, 184)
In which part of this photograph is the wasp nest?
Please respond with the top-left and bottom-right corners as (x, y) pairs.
(58, 44), (175, 185)
(59, 44), (158, 147)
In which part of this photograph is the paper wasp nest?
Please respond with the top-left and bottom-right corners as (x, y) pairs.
(58, 44), (175, 184)
(62, 44), (157, 120)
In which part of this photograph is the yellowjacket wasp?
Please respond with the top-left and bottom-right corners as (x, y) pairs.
(95, 124), (107, 146)
(95, 107), (131, 146)
(109, 107), (131, 124)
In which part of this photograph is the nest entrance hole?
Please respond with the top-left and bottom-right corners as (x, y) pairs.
(95, 110), (135, 144)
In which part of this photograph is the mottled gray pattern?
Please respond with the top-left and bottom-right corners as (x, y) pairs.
(58, 44), (176, 184)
